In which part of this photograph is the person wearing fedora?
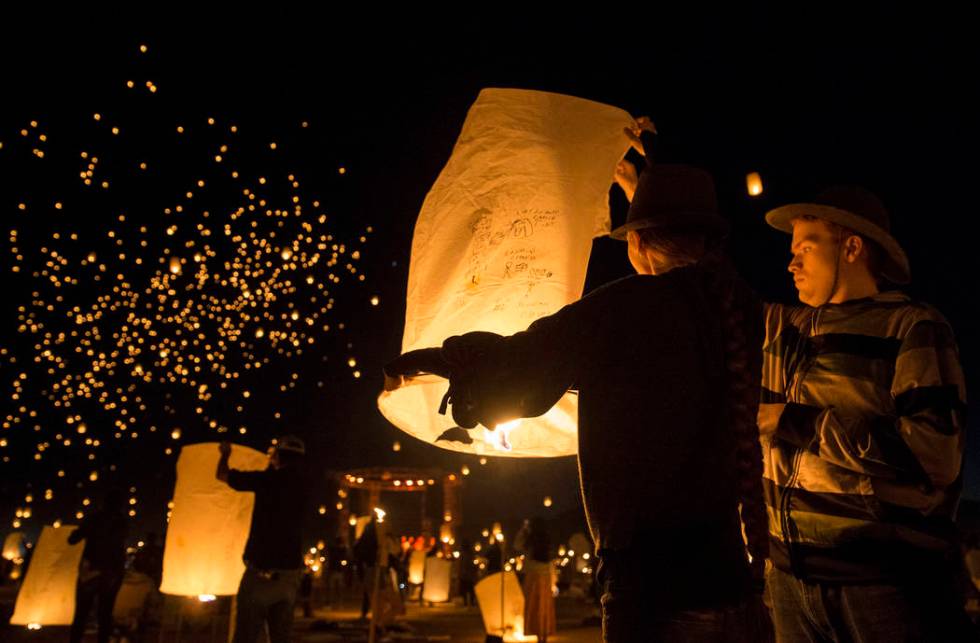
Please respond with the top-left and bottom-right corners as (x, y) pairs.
(217, 435), (309, 643)
(757, 188), (972, 641)
(384, 124), (770, 642)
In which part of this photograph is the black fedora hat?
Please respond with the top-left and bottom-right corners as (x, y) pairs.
(766, 186), (910, 284)
(609, 164), (730, 241)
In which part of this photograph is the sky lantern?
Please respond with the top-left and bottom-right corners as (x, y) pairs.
(159, 442), (268, 597)
(10, 525), (83, 627)
(422, 556), (453, 603)
(3, 531), (25, 562)
(378, 88), (632, 457)
(475, 571), (528, 640)
(408, 549), (426, 585)
(746, 171), (764, 197)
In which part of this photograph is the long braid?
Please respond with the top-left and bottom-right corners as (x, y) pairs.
(706, 263), (770, 578)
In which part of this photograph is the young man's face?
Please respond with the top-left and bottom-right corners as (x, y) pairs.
(788, 217), (843, 306)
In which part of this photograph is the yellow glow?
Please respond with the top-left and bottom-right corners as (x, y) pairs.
(198, 594), (216, 602)
(484, 418), (521, 452)
(746, 172), (764, 197)
(373, 507), (386, 523)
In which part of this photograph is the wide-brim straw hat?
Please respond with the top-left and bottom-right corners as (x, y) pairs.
(610, 163), (730, 240)
(765, 185), (910, 284)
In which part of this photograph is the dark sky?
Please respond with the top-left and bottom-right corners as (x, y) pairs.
(1, 10), (977, 544)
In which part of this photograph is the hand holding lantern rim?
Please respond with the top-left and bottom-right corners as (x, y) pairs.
(615, 116), (656, 202)
(623, 116), (657, 156)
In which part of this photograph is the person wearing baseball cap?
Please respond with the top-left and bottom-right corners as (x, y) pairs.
(758, 187), (972, 641)
(217, 435), (309, 643)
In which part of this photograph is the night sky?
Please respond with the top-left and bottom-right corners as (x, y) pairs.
(1, 11), (977, 545)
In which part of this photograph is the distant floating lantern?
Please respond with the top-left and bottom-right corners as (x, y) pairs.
(746, 172), (764, 197)
(392, 441), (401, 452)
(3, 532), (25, 561)
(169, 257), (181, 274)
(461, 465), (470, 476)
(543, 496), (553, 508)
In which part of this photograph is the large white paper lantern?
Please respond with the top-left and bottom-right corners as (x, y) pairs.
(422, 556), (453, 603)
(475, 571), (528, 639)
(408, 549), (426, 585)
(160, 442), (268, 597)
(11, 525), (82, 626)
(378, 88), (632, 457)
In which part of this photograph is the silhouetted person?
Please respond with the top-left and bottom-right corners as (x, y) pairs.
(352, 518), (379, 619)
(131, 531), (163, 587)
(217, 436), (308, 643)
(326, 536), (349, 608)
(69, 487), (128, 643)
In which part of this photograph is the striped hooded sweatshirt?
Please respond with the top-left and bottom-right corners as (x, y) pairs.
(759, 291), (967, 582)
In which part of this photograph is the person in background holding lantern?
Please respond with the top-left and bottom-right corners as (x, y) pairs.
(757, 188), (973, 641)
(68, 487), (128, 643)
(384, 120), (771, 642)
(216, 435), (309, 643)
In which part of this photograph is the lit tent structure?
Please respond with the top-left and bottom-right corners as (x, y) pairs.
(378, 88), (632, 457)
(160, 442), (268, 597)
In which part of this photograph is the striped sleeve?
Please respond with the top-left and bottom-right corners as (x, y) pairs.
(773, 318), (966, 487)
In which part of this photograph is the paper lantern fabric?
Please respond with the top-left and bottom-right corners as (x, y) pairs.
(11, 525), (82, 626)
(475, 571), (526, 637)
(378, 88), (632, 457)
(421, 557), (453, 603)
(160, 442), (269, 597)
